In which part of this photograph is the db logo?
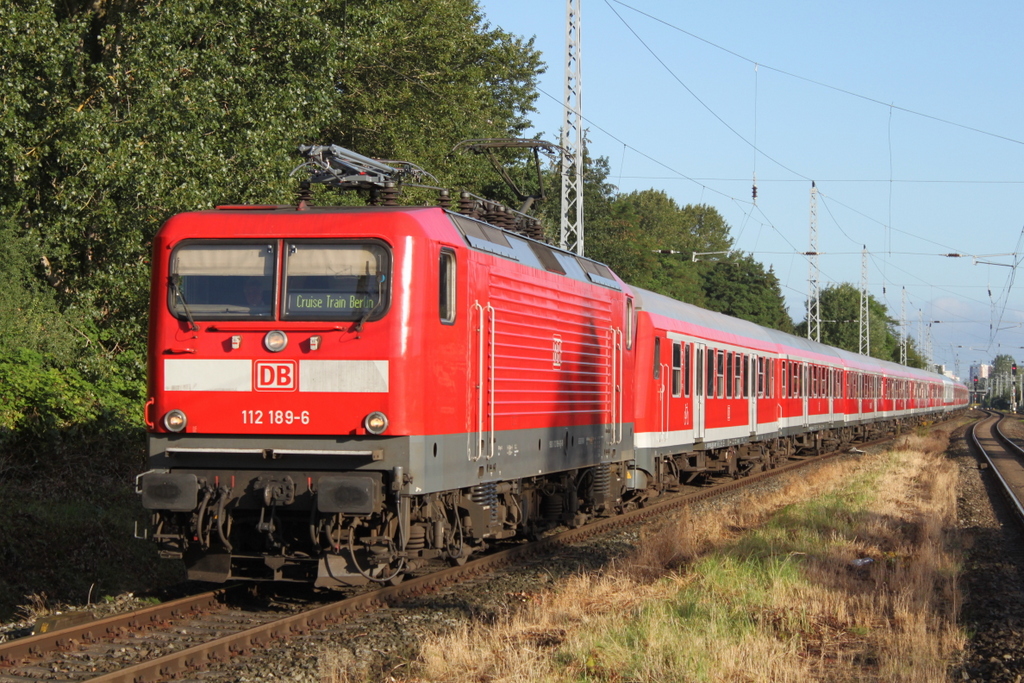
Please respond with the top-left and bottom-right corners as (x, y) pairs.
(254, 360), (298, 391)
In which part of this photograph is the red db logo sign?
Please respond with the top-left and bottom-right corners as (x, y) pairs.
(254, 360), (297, 391)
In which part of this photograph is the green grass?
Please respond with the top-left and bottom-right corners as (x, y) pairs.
(0, 480), (182, 620)
(555, 453), (898, 682)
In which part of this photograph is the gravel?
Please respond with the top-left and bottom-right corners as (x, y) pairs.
(6, 414), (1020, 682)
(953, 414), (1024, 682)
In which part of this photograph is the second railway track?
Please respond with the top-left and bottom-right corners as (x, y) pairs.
(970, 410), (1024, 522)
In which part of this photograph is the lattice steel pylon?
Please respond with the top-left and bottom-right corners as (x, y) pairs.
(900, 287), (908, 366)
(859, 246), (870, 356)
(807, 182), (820, 342)
(560, 0), (584, 256)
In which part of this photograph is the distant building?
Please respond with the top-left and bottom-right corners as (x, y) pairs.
(970, 364), (993, 383)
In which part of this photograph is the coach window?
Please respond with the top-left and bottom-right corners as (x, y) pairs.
(653, 337), (662, 380)
(781, 360), (788, 397)
(695, 347), (703, 397)
(737, 354), (745, 398)
(717, 350), (726, 398)
(684, 343), (691, 397)
(708, 350), (716, 397)
(283, 241), (392, 322)
(439, 249), (456, 324)
(725, 352), (733, 398)
(672, 342), (682, 397)
(169, 241), (276, 321)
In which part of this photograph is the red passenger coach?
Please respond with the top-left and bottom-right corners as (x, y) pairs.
(136, 145), (967, 587)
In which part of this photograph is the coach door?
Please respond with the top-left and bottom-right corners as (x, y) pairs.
(693, 342), (706, 441)
(802, 363), (810, 428)
(828, 367), (835, 423)
(748, 354), (757, 434)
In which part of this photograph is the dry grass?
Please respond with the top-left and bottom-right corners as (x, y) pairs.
(326, 427), (965, 682)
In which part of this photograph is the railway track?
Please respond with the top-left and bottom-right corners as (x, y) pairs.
(0, 424), (951, 683)
(969, 410), (1024, 523)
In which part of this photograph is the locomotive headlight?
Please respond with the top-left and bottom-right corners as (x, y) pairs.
(364, 411), (389, 435)
(163, 409), (188, 432)
(264, 330), (288, 352)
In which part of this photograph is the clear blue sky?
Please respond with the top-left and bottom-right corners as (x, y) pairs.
(477, 0), (1024, 377)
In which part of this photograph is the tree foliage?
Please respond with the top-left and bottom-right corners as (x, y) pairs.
(2, 0), (800, 472)
(572, 162), (792, 331)
(1, 0), (543, 469)
(794, 283), (926, 367)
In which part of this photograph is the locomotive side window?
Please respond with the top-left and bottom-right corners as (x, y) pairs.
(439, 249), (456, 324)
(283, 241), (391, 321)
(169, 241), (276, 320)
(625, 298), (634, 350)
(653, 337), (661, 380)
(671, 342), (682, 397)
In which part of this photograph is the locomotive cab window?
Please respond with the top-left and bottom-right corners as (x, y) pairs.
(283, 241), (391, 321)
(168, 241), (276, 320)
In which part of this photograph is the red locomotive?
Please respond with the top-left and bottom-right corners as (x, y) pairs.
(137, 146), (968, 586)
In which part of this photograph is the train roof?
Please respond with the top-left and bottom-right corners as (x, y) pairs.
(632, 285), (955, 384)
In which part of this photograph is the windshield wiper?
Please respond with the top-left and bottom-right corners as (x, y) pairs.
(169, 274), (199, 331)
(353, 275), (386, 332)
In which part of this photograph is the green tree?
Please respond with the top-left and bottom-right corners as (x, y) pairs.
(2, 0), (543, 357)
(701, 254), (794, 333)
(796, 283), (925, 366)
(0, 0), (544, 467)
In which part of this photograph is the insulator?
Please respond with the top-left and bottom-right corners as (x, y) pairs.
(295, 182), (313, 211)
(381, 182), (400, 206)
(438, 190), (451, 210)
(458, 191), (476, 216)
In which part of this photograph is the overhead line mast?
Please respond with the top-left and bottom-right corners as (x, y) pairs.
(860, 246), (870, 356)
(560, 0), (584, 256)
(807, 182), (820, 343)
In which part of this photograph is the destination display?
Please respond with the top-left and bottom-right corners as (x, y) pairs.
(287, 291), (376, 312)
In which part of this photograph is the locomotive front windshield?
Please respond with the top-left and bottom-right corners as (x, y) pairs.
(282, 241), (390, 321)
(169, 242), (277, 320)
(168, 240), (391, 322)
